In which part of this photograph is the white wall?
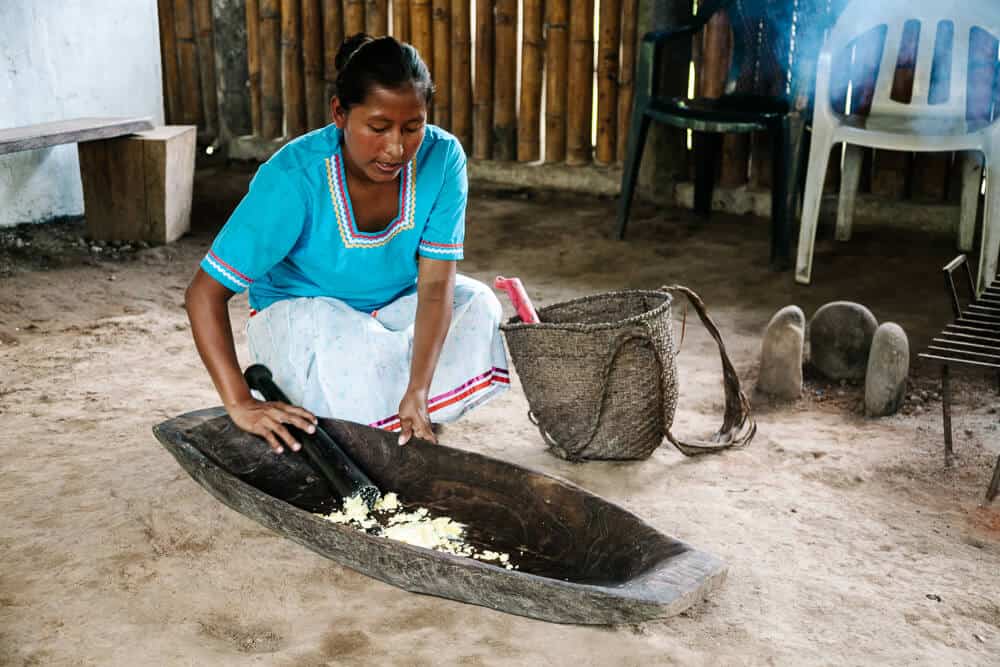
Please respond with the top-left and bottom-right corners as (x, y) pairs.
(0, 1), (165, 226)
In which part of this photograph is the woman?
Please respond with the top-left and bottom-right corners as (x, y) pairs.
(185, 34), (509, 454)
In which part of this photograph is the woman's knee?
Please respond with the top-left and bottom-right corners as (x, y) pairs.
(454, 276), (503, 325)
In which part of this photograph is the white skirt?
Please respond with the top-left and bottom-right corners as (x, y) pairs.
(246, 274), (510, 430)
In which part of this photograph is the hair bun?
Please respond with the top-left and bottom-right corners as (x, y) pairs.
(335, 33), (374, 71)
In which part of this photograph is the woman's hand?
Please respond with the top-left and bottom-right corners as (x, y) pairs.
(397, 388), (436, 445)
(227, 398), (318, 454)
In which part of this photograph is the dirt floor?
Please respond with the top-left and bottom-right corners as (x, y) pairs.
(1, 161), (998, 666)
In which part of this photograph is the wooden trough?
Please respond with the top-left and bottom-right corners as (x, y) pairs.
(153, 408), (727, 625)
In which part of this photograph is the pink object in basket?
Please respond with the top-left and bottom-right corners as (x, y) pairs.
(494, 276), (540, 324)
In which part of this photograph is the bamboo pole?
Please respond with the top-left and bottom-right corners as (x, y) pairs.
(473, 0), (494, 159)
(615, 0), (637, 162)
(346, 0), (366, 36)
(245, 0), (263, 135)
(282, 0), (306, 138)
(493, 0), (517, 160)
(302, 0), (325, 129)
(393, 0), (410, 41)
(432, 0), (451, 128)
(517, 0), (544, 161)
(410, 0), (434, 118)
(367, 0), (389, 35)
(450, 0), (473, 150)
(544, 0), (569, 162)
(566, 0), (593, 165)
(323, 0), (344, 104)
(157, 0), (181, 124)
(595, 0), (621, 164)
(194, 0), (220, 137)
(260, 0), (283, 138)
(173, 0), (203, 126)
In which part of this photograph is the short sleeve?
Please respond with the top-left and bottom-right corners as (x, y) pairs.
(200, 165), (308, 293)
(418, 139), (467, 261)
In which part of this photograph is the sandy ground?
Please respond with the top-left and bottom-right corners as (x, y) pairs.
(1, 162), (998, 666)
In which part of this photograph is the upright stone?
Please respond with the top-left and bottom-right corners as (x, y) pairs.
(758, 305), (805, 400)
(808, 301), (878, 381)
(864, 322), (910, 417)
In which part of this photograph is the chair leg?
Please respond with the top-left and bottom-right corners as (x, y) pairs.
(942, 364), (954, 468)
(987, 454), (1000, 503)
(795, 127), (836, 284)
(835, 144), (863, 242)
(959, 151), (983, 253)
(694, 132), (722, 218)
(769, 117), (793, 271)
(976, 143), (1000, 295)
(615, 111), (653, 240)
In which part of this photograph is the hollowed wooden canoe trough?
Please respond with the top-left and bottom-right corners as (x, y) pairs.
(153, 408), (727, 625)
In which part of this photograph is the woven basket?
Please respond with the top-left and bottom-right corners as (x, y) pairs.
(500, 285), (755, 461)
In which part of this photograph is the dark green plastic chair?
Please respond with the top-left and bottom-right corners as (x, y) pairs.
(616, 0), (816, 270)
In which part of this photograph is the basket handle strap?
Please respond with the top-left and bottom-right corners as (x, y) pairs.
(659, 285), (757, 456)
(527, 330), (653, 460)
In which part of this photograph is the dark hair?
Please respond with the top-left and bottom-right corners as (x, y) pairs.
(334, 33), (434, 110)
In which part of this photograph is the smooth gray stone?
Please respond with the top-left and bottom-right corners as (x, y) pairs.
(809, 301), (878, 381)
(758, 305), (805, 400)
(865, 323), (910, 417)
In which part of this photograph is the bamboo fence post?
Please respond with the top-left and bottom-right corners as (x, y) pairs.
(367, 0), (389, 35)
(566, 0), (594, 165)
(246, 0), (263, 135)
(616, 0), (638, 163)
(302, 0), (325, 129)
(393, 0), (410, 41)
(595, 0), (621, 165)
(346, 0), (366, 36)
(473, 0), (494, 159)
(282, 0), (306, 138)
(493, 0), (517, 160)
(173, 0), (204, 126)
(451, 0), (473, 150)
(194, 0), (220, 137)
(432, 0), (451, 128)
(260, 0), (283, 138)
(518, 0), (544, 161)
(410, 0), (434, 76)
(158, 0), (181, 124)
(544, 0), (568, 162)
(323, 0), (344, 104)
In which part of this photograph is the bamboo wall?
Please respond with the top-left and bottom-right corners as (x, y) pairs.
(158, 0), (1000, 210)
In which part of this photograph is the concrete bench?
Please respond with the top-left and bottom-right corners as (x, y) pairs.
(0, 117), (196, 243)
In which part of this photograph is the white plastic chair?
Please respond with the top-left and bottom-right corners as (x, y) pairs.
(796, 0), (1000, 294)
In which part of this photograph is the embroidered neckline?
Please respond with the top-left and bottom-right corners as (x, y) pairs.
(325, 153), (417, 249)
